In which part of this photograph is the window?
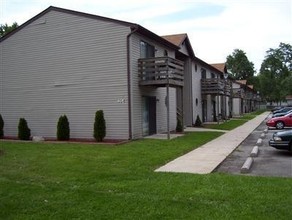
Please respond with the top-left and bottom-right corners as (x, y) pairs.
(164, 49), (168, 57)
(201, 68), (206, 79)
(211, 73), (215, 78)
(140, 41), (155, 58)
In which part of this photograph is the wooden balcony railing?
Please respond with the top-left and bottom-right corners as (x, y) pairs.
(232, 88), (244, 98)
(138, 57), (184, 87)
(201, 78), (231, 96)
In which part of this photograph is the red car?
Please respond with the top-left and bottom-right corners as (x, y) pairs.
(266, 112), (292, 129)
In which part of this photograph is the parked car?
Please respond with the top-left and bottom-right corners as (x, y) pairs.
(271, 106), (283, 112)
(272, 109), (292, 118)
(273, 107), (292, 115)
(269, 129), (292, 151)
(266, 112), (292, 129)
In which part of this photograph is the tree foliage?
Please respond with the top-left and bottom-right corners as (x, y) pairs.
(0, 22), (18, 37)
(259, 43), (292, 103)
(226, 49), (255, 83)
(57, 115), (70, 141)
(93, 110), (106, 142)
(18, 118), (31, 140)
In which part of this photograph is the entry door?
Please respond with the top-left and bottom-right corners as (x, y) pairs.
(202, 100), (207, 122)
(212, 100), (216, 121)
(142, 96), (157, 136)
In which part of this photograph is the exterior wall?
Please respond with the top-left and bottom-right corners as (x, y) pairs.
(130, 34), (177, 139)
(232, 82), (242, 116)
(233, 98), (241, 116)
(183, 58), (193, 126)
(192, 62), (202, 124)
(0, 10), (131, 139)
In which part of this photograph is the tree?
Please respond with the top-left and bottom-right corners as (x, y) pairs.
(259, 43), (292, 103)
(0, 22), (18, 37)
(226, 49), (255, 83)
(57, 115), (70, 140)
(93, 110), (106, 142)
(18, 118), (31, 140)
(0, 114), (4, 138)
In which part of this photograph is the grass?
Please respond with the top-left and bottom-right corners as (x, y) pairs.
(204, 110), (268, 130)
(1, 129), (292, 219)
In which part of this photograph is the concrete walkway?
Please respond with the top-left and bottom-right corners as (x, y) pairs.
(155, 112), (270, 174)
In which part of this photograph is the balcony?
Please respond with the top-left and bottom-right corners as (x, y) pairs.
(232, 88), (244, 98)
(201, 78), (231, 96)
(138, 57), (184, 87)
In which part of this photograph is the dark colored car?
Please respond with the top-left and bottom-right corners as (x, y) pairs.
(266, 112), (292, 129)
(272, 109), (292, 118)
(271, 106), (283, 112)
(273, 107), (292, 115)
(269, 129), (292, 151)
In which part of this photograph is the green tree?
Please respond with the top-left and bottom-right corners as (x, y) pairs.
(57, 115), (70, 141)
(259, 43), (292, 103)
(18, 118), (31, 140)
(226, 49), (255, 83)
(93, 110), (106, 142)
(0, 22), (18, 37)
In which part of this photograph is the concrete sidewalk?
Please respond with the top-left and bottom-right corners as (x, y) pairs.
(155, 112), (270, 174)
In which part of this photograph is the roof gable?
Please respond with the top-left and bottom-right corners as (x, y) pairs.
(161, 33), (195, 58)
(211, 63), (227, 73)
(0, 6), (179, 50)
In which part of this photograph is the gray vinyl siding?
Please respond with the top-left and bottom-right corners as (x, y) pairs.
(0, 10), (130, 139)
(183, 58), (193, 126)
(192, 62), (202, 124)
(130, 34), (177, 139)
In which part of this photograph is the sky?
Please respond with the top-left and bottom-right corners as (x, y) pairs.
(1, 0), (292, 72)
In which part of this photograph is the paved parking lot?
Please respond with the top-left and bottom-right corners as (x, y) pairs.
(215, 115), (292, 178)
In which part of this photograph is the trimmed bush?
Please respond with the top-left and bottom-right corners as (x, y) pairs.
(57, 115), (70, 141)
(94, 110), (106, 142)
(194, 115), (202, 127)
(176, 118), (183, 132)
(18, 118), (31, 140)
(0, 114), (4, 138)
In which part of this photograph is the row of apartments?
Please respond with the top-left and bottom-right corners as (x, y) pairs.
(0, 6), (260, 140)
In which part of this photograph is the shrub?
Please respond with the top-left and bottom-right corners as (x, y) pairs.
(194, 115), (202, 127)
(18, 118), (31, 140)
(93, 110), (106, 142)
(176, 118), (183, 132)
(0, 114), (4, 138)
(57, 115), (70, 140)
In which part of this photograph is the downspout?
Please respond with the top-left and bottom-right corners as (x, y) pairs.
(126, 26), (139, 140)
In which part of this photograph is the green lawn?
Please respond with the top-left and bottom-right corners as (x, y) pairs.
(204, 110), (268, 130)
(1, 130), (291, 219)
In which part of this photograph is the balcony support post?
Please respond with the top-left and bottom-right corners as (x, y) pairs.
(167, 83), (170, 140)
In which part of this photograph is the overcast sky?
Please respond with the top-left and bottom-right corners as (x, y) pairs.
(1, 0), (291, 72)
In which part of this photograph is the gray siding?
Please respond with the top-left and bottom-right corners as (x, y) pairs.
(192, 62), (202, 124)
(1, 10), (130, 139)
(183, 58), (193, 126)
(130, 34), (177, 139)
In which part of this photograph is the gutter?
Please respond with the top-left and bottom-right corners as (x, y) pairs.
(126, 25), (139, 140)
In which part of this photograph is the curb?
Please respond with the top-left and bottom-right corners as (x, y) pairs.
(250, 146), (259, 157)
(256, 138), (263, 146)
(241, 157), (253, 173)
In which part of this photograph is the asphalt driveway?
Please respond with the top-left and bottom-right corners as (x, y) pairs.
(215, 115), (292, 178)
